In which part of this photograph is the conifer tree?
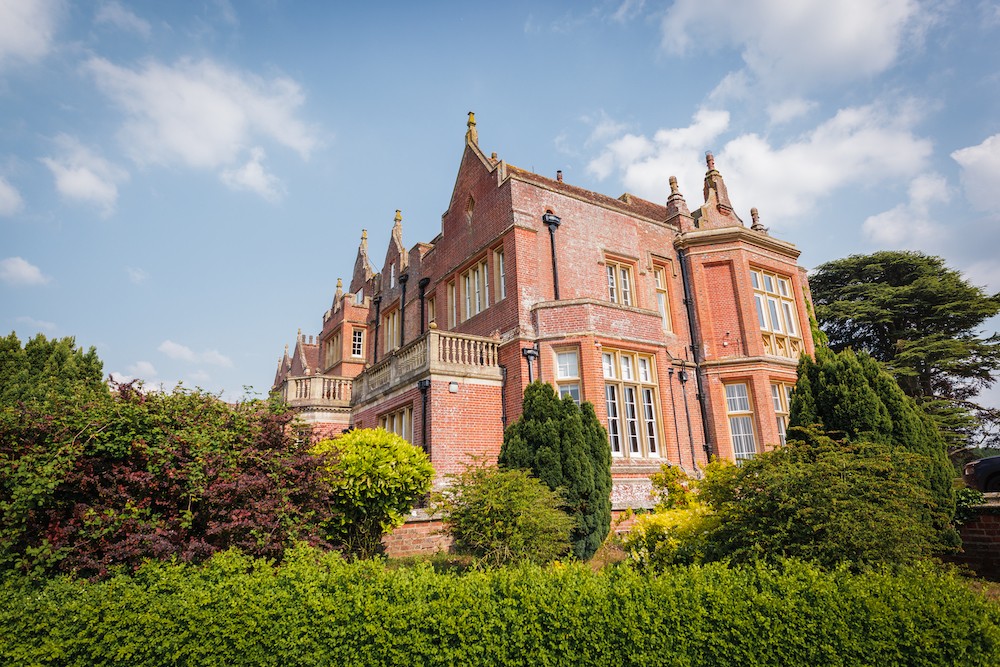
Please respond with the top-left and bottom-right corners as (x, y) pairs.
(810, 251), (1000, 448)
(790, 347), (958, 549)
(499, 382), (611, 560)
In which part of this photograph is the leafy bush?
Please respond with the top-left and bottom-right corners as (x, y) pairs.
(791, 347), (958, 548)
(649, 463), (695, 510)
(621, 503), (718, 571)
(0, 384), (333, 578)
(499, 382), (611, 560)
(312, 428), (434, 559)
(699, 428), (943, 570)
(2, 547), (998, 666)
(434, 464), (573, 566)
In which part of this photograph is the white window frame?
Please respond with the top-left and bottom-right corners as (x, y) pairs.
(751, 268), (802, 359)
(494, 247), (506, 301)
(603, 349), (660, 458)
(555, 349), (581, 403)
(351, 329), (364, 358)
(725, 382), (757, 462)
(653, 264), (672, 331)
(771, 382), (794, 446)
(379, 405), (413, 442)
(605, 259), (634, 306)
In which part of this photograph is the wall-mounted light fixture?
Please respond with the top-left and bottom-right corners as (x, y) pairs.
(521, 345), (540, 383)
(448, 381), (459, 393)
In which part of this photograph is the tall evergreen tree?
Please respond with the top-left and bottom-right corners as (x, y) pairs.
(499, 382), (611, 560)
(790, 347), (958, 549)
(0, 332), (105, 406)
(809, 251), (1000, 448)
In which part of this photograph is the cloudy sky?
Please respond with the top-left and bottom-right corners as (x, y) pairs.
(2, 0), (999, 400)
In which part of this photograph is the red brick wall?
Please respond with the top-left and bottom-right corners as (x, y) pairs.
(951, 503), (1000, 580)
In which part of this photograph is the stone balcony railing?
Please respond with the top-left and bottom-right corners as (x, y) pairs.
(352, 329), (503, 406)
(280, 375), (353, 408)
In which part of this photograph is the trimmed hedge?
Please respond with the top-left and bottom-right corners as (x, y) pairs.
(2, 546), (998, 666)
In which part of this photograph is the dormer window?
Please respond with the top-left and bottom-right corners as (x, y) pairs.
(355, 288), (364, 305)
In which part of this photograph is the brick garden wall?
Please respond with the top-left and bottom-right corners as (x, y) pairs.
(951, 495), (1000, 580)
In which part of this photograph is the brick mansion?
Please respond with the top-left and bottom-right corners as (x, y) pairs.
(273, 113), (815, 508)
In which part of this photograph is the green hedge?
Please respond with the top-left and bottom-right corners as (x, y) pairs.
(2, 546), (998, 666)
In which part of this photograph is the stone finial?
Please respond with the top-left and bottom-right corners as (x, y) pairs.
(297, 328), (302, 340)
(750, 207), (768, 233)
(665, 174), (692, 226)
(335, 277), (344, 302)
(706, 151), (716, 171)
(466, 111), (478, 144)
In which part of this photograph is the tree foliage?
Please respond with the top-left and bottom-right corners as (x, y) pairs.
(434, 464), (573, 567)
(810, 251), (1000, 448)
(697, 429), (942, 570)
(498, 382), (611, 560)
(312, 428), (434, 559)
(0, 332), (106, 406)
(0, 383), (335, 578)
(790, 347), (958, 548)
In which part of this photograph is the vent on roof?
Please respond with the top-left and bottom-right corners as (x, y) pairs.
(619, 193), (632, 204)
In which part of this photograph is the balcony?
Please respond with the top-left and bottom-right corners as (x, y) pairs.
(280, 375), (353, 408)
(352, 329), (503, 406)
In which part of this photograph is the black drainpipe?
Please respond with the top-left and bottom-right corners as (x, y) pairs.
(398, 273), (409, 347)
(499, 364), (508, 428)
(542, 212), (562, 300)
(677, 248), (714, 461)
(418, 277), (430, 335)
(417, 378), (431, 455)
(372, 295), (382, 364)
(667, 367), (684, 471)
(678, 368), (699, 469)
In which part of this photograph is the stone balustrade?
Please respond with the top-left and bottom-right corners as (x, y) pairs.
(282, 375), (353, 408)
(352, 329), (503, 406)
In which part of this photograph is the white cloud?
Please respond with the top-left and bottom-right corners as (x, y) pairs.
(862, 172), (950, 246)
(15, 315), (55, 331)
(951, 133), (1000, 214)
(589, 103), (932, 225)
(0, 0), (60, 69)
(662, 0), (923, 92)
(190, 370), (211, 384)
(126, 267), (148, 284)
(158, 339), (233, 367)
(767, 98), (818, 125)
(40, 135), (128, 216)
(220, 147), (284, 201)
(962, 259), (1000, 295)
(94, 1), (151, 39)
(158, 339), (196, 362)
(200, 349), (233, 367)
(85, 56), (319, 175)
(128, 360), (157, 377)
(0, 176), (24, 216)
(0, 257), (50, 286)
(611, 0), (645, 23)
(721, 104), (932, 222)
(588, 108), (729, 194)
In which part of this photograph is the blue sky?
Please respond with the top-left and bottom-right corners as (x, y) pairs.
(2, 0), (999, 402)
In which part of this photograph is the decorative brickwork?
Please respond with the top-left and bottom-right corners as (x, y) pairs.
(273, 116), (814, 517)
